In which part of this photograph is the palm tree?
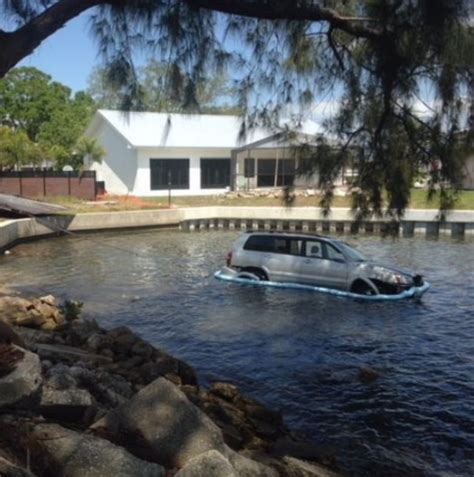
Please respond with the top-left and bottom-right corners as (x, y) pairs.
(74, 137), (105, 170)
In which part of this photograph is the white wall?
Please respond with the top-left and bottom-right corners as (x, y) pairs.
(135, 147), (232, 196)
(89, 122), (138, 195)
(462, 155), (474, 190)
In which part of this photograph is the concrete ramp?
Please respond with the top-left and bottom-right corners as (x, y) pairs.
(0, 194), (66, 216)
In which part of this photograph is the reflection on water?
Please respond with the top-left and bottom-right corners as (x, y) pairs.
(1, 230), (474, 476)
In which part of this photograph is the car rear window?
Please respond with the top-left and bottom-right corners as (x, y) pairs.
(244, 235), (275, 252)
(244, 235), (303, 255)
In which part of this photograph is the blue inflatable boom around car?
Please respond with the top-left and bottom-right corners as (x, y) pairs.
(214, 268), (431, 301)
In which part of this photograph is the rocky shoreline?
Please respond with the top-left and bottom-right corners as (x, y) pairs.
(0, 292), (339, 477)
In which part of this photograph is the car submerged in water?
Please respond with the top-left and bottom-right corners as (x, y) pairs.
(216, 231), (430, 298)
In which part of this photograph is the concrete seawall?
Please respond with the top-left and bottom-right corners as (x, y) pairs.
(1, 207), (473, 251)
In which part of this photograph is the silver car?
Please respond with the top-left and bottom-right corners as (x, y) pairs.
(223, 231), (427, 296)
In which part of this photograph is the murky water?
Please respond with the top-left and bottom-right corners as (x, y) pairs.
(1, 230), (473, 476)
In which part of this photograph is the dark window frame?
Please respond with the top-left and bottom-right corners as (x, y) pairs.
(150, 158), (190, 190)
(200, 158), (230, 189)
(256, 158), (296, 188)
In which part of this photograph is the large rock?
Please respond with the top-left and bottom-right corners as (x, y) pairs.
(0, 297), (32, 323)
(174, 450), (237, 477)
(29, 423), (165, 477)
(92, 378), (277, 475)
(0, 345), (42, 409)
(92, 377), (228, 468)
(227, 452), (279, 477)
(281, 457), (340, 477)
(0, 456), (35, 477)
(0, 295), (64, 330)
(0, 321), (26, 348)
(40, 385), (95, 423)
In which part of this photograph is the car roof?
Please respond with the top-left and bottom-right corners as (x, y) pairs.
(243, 230), (335, 242)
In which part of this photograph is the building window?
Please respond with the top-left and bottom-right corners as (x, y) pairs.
(200, 158), (230, 189)
(150, 159), (189, 190)
(257, 159), (295, 187)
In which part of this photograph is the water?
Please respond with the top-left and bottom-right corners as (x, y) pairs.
(1, 230), (473, 476)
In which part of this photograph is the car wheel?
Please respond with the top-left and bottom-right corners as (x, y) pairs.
(351, 279), (377, 296)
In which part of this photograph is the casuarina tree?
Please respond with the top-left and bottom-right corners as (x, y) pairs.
(1, 0), (472, 215)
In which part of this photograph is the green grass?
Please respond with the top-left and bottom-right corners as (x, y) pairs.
(32, 189), (474, 214)
(149, 189), (474, 210)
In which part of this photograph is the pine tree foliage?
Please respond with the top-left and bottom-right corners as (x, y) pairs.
(1, 0), (472, 215)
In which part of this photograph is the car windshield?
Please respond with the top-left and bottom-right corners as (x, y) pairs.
(334, 241), (366, 262)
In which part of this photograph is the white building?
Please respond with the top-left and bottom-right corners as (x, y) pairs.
(84, 110), (327, 197)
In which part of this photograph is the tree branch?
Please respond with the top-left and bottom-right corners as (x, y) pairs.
(0, 0), (381, 79)
(327, 26), (344, 71)
(0, 0), (102, 78)
(188, 0), (381, 39)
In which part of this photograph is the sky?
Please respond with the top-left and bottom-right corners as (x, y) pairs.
(19, 12), (98, 92)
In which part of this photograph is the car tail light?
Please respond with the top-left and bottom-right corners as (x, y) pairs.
(226, 251), (232, 267)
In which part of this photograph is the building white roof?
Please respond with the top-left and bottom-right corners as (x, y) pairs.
(88, 110), (322, 149)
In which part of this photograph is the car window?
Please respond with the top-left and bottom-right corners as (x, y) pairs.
(289, 239), (303, 256)
(324, 243), (345, 262)
(273, 238), (288, 254)
(304, 240), (323, 259)
(244, 235), (274, 252)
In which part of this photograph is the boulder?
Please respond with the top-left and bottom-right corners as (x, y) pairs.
(227, 452), (279, 477)
(281, 457), (340, 477)
(91, 377), (228, 468)
(40, 295), (57, 307)
(358, 366), (380, 383)
(29, 423), (165, 477)
(175, 450), (237, 477)
(85, 333), (109, 353)
(35, 344), (112, 365)
(209, 382), (239, 401)
(0, 295), (64, 331)
(0, 297), (32, 324)
(13, 326), (59, 347)
(0, 321), (26, 348)
(0, 345), (42, 410)
(0, 456), (35, 477)
(47, 363), (78, 389)
(131, 340), (154, 359)
(40, 385), (95, 422)
(64, 319), (101, 347)
(91, 378), (277, 475)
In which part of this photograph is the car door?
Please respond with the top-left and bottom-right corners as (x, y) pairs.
(261, 236), (303, 282)
(296, 239), (329, 286)
(297, 239), (348, 289)
(321, 242), (349, 289)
